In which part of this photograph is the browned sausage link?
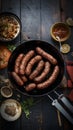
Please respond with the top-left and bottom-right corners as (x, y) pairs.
(25, 83), (36, 92)
(29, 60), (44, 80)
(25, 55), (42, 76)
(34, 61), (51, 83)
(36, 47), (57, 65)
(37, 65), (59, 89)
(20, 75), (28, 83)
(19, 50), (35, 75)
(11, 72), (24, 86)
(14, 53), (24, 74)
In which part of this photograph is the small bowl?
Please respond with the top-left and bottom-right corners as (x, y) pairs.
(0, 12), (21, 43)
(0, 99), (22, 121)
(50, 22), (71, 42)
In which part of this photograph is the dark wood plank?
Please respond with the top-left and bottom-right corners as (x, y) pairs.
(60, 0), (73, 61)
(40, 0), (60, 42)
(21, 0), (41, 40)
(20, 96), (63, 130)
(0, 0), (2, 12)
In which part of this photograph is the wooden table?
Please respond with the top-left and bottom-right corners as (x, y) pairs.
(0, 0), (73, 130)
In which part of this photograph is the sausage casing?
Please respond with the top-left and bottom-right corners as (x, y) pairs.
(37, 65), (59, 89)
(14, 53), (24, 74)
(20, 75), (28, 83)
(19, 50), (35, 75)
(25, 55), (42, 75)
(36, 47), (57, 65)
(29, 60), (44, 80)
(11, 72), (24, 86)
(25, 83), (36, 92)
(34, 61), (51, 83)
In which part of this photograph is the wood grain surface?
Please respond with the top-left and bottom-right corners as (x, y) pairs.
(0, 0), (73, 130)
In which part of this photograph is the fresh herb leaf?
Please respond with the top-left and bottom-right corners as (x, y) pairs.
(21, 97), (44, 119)
(7, 44), (16, 52)
(21, 97), (34, 119)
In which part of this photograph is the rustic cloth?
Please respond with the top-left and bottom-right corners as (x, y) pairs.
(66, 61), (73, 88)
(66, 61), (73, 101)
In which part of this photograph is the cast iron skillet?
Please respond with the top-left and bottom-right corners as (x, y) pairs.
(8, 40), (65, 96)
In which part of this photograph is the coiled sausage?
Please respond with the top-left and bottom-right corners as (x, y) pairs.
(14, 53), (24, 74)
(36, 47), (57, 65)
(34, 61), (51, 83)
(20, 75), (27, 83)
(25, 55), (42, 75)
(19, 50), (35, 75)
(11, 72), (24, 86)
(29, 60), (44, 80)
(37, 65), (59, 89)
(25, 83), (36, 92)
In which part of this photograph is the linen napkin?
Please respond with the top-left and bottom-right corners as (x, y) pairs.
(66, 61), (73, 88)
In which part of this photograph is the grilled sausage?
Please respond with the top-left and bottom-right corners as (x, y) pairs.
(34, 61), (51, 83)
(25, 55), (42, 76)
(11, 72), (24, 86)
(29, 60), (44, 80)
(25, 83), (36, 92)
(37, 65), (59, 89)
(19, 50), (35, 75)
(20, 75), (28, 83)
(14, 53), (24, 74)
(36, 47), (57, 65)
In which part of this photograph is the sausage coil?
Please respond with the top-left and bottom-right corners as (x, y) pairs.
(11, 72), (24, 86)
(36, 47), (57, 65)
(19, 50), (35, 75)
(14, 53), (24, 74)
(25, 55), (42, 75)
(37, 65), (59, 89)
(34, 61), (51, 83)
(29, 60), (44, 80)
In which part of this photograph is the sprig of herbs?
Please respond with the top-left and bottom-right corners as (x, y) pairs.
(7, 44), (16, 52)
(21, 97), (34, 119)
(21, 97), (44, 119)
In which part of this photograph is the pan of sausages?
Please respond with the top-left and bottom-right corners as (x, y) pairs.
(8, 40), (64, 96)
